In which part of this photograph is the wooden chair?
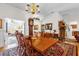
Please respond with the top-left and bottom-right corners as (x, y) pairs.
(16, 32), (42, 56)
(15, 32), (27, 56)
(24, 37), (42, 56)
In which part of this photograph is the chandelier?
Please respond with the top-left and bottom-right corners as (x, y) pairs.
(25, 3), (40, 14)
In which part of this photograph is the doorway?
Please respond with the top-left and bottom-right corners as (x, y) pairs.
(5, 18), (25, 49)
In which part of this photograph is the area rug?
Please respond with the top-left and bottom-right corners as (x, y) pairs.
(0, 42), (77, 56)
(43, 42), (77, 56)
(0, 47), (18, 56)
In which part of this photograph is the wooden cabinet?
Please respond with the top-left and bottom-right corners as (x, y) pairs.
(72, 31), (78, 36)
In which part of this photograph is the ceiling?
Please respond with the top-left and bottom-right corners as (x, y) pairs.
(7, 3), (79, 16)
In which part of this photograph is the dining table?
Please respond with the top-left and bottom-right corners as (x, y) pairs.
(31, 37), (58, 53)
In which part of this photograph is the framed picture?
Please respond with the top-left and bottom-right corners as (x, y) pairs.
(45, 23), (52, 30)
(34, 25), (39, 30)
(41, 24), (45, 30)
(71, 24), (77, 29)
(0, 19), (2, 28)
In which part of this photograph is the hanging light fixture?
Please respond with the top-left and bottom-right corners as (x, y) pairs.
(25, 3), (40, 14)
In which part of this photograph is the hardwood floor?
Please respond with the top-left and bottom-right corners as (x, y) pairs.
(75, 42), (79, 56)
(0, 44), (18, 52)
(0, 47), (5, 52)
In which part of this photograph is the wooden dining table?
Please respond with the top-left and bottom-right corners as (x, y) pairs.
(31, 37), (58, 53)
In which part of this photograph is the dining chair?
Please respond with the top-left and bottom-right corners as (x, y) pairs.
(24, 37), (42, 56)
(15, 32), (27, 56)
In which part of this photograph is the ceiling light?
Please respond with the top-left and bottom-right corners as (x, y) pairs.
(25, 3), (40, 14)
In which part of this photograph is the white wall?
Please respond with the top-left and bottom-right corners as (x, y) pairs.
(25, 12), (63, 36)
(0, 20), (5, 47)
(61, 7), (79, 39)
(42, 12), (63, 34)
(25, 13), (44, 35)
(0, 4), (26, 47)
(33, 20), (41, 32)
